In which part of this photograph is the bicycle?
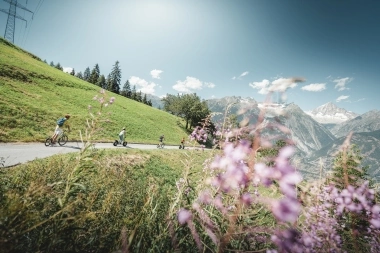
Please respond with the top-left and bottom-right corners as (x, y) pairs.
(157, 142), (165, 149)
(45, 130), (69, 147)
(179, 143), (185, 149)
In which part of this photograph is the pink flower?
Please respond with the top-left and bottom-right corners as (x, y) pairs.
(178, 209), (192, 225)
(272, 198), (301, 223)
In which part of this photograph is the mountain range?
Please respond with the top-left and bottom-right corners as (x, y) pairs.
(206, 96), (380, 181)
(148, 94), (379, 181)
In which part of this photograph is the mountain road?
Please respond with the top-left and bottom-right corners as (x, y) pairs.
(0, 142), (194, 168)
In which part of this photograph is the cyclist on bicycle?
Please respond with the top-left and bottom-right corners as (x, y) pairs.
(159, 134), (165, 147)
(52, 115), (70, 144)
(180, 137), (185, 149)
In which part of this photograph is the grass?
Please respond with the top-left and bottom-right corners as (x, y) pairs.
(0, 148), (217, 252)
(0, 37), (188, 144)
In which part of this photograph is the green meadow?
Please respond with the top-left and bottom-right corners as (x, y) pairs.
(0, 37), (188, 144)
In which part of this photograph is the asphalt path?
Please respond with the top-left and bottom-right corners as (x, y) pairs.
(0, 142), (188, 168)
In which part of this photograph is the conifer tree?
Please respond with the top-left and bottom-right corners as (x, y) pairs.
(55, 62), (63, 71)
(83, 67), (91, 81)
(70, 68), (75, 76)
(137, 91), (142, 102)
(328, 144), (373, 253)
(330, 144), (371, 189)
(143, 94), (148, 104)
(96, 75), (106, 88)
(50, 61), (54, 67)
(88, 64), (100, 84)
(43, 59), (47, 64)
(131, 85), (137, 100)
(106, 74), (112, 91)
(76, 71), (83, 79)
(109, 61), (121, 94)
(121, 80), (131, 98)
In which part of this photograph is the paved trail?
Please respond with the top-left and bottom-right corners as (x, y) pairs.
(0, 142), (186, 168)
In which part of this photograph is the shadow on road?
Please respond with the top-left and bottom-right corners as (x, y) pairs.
(48, 145), (81, 150)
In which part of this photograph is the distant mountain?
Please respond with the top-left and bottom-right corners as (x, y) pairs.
(207, 97), (336, 155)
(303, 130), (380, 180)
(146, 94), (164, 109)
(207, 96), (259, 124)
(305, 102), (358, 125)
(279, 103), (336, 155)
(206, 96), (380, 181)
(331, 110), (380, 138)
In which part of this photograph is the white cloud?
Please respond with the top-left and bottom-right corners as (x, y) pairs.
(129, 76), (158, 95)
(270, 77), (303, 92)
(150, 69), (163, 79)
(173, 76), (215, 93)
(336, 95), (349, 102)
(249, 77), (304, 94)
(249, 79), (271, 94)
(232, 71), (249, 80)
(354, 98), (365, 102)
(333, 77), (352, 91)
(205, 82), (216, 88)
(239, 71), (249, 78)
(301, 83), (326, 92)
(63, 67), (73, 73)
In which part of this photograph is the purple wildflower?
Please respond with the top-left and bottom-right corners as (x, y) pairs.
(178, 209), (192, 225)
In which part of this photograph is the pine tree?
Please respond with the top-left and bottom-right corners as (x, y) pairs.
(96, 75), (106, 88)
(330, 144), (371, 190)
(121, 80), (131, 98)
(76, 71), (83, 79)
(83, 67), (91, 81)
(148, 100), (152, 106)
(328, 144), (373, 253)
(43, 59), (47, 64)
(137, 91), (142, 102)
(109, 61), (121, 94)
(70, 68), (75, 76)
(106, 74), (112, 91)
(131, 85), (137, 100)
(143, 94), (148, 104)
(55, 62), (63, 71)
(50, 61), (54, 67)
(88, 64), (100, 84)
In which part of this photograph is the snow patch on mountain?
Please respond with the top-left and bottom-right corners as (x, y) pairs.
(305, 102), (358, 124)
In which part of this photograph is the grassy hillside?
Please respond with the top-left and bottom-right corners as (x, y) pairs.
(0, 37), (188, 144)
(0, 148), (221, 252)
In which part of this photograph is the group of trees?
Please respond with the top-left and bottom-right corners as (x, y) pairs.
(119, 80), (152, 106)
(162, 93), (210, 129)
(44, 60), (153, 107)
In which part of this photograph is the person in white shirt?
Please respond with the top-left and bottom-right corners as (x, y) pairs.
(119, 128), (126, 143)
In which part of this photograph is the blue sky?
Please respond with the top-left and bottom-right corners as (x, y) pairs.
(1, 0), (379, 114)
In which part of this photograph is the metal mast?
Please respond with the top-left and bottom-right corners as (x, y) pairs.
(0, 0), (34, 43)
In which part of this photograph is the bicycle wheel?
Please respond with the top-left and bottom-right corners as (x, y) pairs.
(122, 141), (127, 147)
(58, 134), (68, 146)
(45, 138), (52, 146)
(113, 140), (118, 146)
